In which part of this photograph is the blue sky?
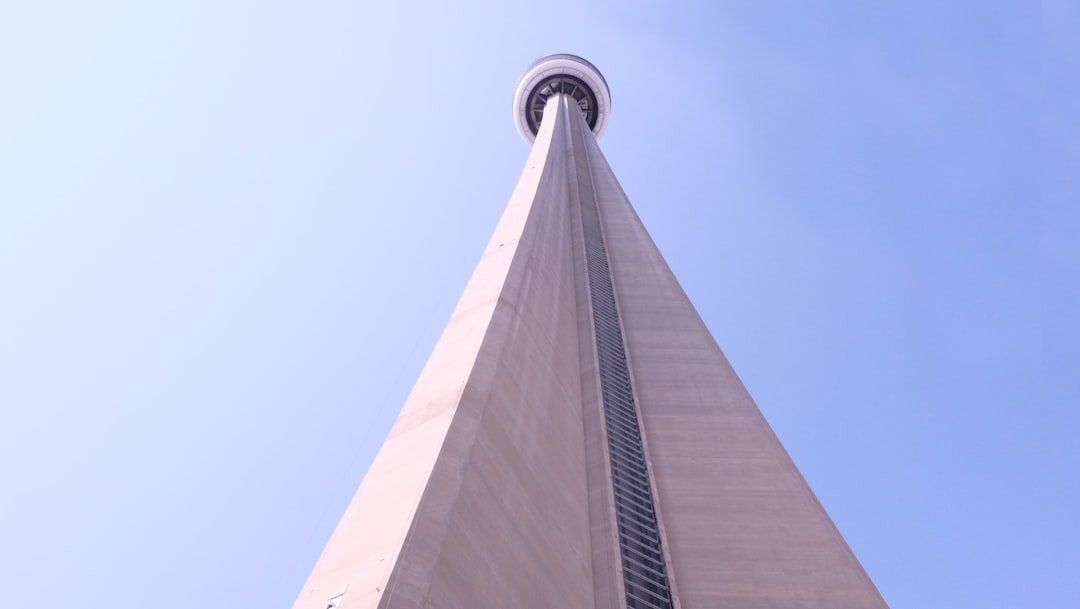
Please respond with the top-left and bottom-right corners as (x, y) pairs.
(1, 2), (1075, 608)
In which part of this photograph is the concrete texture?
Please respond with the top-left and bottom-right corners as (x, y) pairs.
(567, 99), (889, 608)
(291, 93), (888, 609)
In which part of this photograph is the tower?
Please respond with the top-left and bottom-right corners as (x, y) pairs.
(292, 55), (888, 609)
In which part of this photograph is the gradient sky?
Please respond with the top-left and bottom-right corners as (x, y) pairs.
(1, 2), (1076, 608)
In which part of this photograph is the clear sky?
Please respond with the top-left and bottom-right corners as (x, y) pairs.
(1, 1), (1075, 608)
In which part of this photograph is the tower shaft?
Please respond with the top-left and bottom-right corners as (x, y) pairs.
(292, 89), (887, 609)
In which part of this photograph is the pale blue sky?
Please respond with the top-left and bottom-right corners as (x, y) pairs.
(1, 2), (1076, 608)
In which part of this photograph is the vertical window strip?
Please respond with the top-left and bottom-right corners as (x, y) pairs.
(578, 157), (674, 609)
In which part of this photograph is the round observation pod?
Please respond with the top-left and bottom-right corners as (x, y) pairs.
(513, 54), (611, 144)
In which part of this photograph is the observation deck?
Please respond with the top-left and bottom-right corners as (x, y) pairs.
(513, 54), (611, 143)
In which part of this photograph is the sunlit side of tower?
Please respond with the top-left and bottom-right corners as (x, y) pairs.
(291, 55), (888, 609)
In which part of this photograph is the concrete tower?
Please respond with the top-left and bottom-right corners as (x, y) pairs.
(291, 55), (888, 609)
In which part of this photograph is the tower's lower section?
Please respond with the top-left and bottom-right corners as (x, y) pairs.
(290, 94), (888, 609)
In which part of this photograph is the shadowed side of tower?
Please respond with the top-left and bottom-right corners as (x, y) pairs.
(290, 55), (889, 609)
(566, 93), (889, 609)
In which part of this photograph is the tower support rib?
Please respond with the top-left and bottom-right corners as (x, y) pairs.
(560, 93), (676, 609)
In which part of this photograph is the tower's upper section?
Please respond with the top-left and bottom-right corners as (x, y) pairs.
(513, 54), (611, 144)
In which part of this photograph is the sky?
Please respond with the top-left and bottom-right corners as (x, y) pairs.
(0, 1), (1076, 608)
